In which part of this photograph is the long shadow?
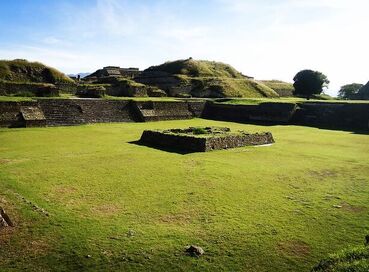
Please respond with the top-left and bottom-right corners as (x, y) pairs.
(201, 117), (369, 135)
(128, 140), (195, 155)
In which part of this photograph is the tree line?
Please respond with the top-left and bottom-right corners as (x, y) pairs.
(292, 69), (368, 100)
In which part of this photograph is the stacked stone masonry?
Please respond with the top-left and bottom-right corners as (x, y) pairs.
(0, 99), (368, 131)
(0, 99), (207, 127)
(139, 129), (274, 152)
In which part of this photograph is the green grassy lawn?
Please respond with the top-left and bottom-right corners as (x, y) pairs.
(1, 119), (369, 271)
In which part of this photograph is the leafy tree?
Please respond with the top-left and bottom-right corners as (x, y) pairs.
(338, 83), (363, 99)
(293, 70), (329, 99)
(357, 81), (369, 100)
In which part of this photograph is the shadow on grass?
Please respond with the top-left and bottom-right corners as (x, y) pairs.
(201, 117), (369, 135)
(128, 140), (195, 155)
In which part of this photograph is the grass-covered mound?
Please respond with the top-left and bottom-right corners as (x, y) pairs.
(0, 59), (74, 84)
(94, 77), (167, 97)
(146, 58), (244, 78)
(260, 80), (294, 97)
(312, 245), (369, 271)
(140, 59), (278, 98)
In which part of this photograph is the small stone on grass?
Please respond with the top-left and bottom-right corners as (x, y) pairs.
(185, 245), (204, 257)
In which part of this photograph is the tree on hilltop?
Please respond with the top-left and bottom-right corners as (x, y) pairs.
(293, 70), (329, 99)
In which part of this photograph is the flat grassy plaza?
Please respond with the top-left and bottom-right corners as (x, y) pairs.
(1, 119), (369, 271)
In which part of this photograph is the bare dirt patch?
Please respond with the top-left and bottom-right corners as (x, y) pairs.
(0, 159), (12, 165)
(25, 239), (51, 256)
(53, 185), (78, 194)
(0, 158), (29, 165)
(276, 240), (311, 258)
(340, 202), (367, 213)
(90, 204), (122, 217)
(308, 169), (338, 179)
(159, 211), (195, 225)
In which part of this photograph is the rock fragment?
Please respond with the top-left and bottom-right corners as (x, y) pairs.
(185, 245), (204, 257)
(0, 207), (13, 227)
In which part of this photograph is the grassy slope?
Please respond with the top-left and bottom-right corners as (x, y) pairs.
(146, 59), (245, 78)
(1, 120), (369, 271)
(260, 80), (294, 96)
(0, 59), (74, 84)
(145, 59), (278, 98)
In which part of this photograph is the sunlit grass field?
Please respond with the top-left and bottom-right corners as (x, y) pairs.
(1, 119), (369, 271)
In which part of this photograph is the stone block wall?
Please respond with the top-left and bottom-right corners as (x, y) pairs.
(203, 101), (369, 130)
(187, 101), (207, 117)
(133, 101), (194, 122)
(293, 102), (369, 130)
(0, 101), (41, 127)
(250, 102), (297, 123)
(1, 98), (368, 131)
(202, 103), (258, 122)
(139, 130), (274, 152)
(38, 99), (134, 126)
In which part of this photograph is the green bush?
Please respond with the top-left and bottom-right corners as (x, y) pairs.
(192, 127), (209, 135)
(312, 245), (369, 271)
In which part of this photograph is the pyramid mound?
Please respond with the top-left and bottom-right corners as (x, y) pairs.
(0, 59), (73, 84)
(137, 59), (278, 98)
(145, 58), (245, 78)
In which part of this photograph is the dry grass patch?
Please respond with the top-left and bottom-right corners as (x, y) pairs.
(158, 211), (196, 225)
(308, 169), (338, 179)
(90, 203), (123, 217)
(276, 240), (311, 258)
(340, 202), (367, 213)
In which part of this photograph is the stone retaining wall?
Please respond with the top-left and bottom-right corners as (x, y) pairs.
(292, 102), (369, 130)
(0, 99), (206, 127)
(133, 101), (194, 122)
(203, 101), (369, 130)
(37, 99), (134, 126)
(139, 130), (274, 152)
(1, 98), (368, 131)
(0, 101), (41, 127)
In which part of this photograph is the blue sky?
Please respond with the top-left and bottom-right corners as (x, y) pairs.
(1, 0), (368, 96)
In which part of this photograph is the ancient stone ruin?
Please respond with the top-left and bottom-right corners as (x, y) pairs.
(139, 126), (274, 152)
(84, 66), (141, 81)
(0, 207), (13, 228)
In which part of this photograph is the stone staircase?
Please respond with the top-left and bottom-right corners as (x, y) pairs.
(38, 99), (85, 126)
(133, 101), (193, 122)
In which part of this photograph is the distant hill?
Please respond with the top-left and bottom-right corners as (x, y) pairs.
(136, 58), (278, 98)
(0, 59), (74, 84)
(68, 72), (91, 79)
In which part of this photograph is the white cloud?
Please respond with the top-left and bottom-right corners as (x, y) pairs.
(1, 0), (368, 96)
(42, 37), (61, 45)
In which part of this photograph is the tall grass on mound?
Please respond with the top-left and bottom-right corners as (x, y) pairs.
(189, 77), (278, 98)
(260, 80), (294, 97)
(312, 245), (369, 271)
(0, 59), (74, 84)
(143, 59), (278, 98)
